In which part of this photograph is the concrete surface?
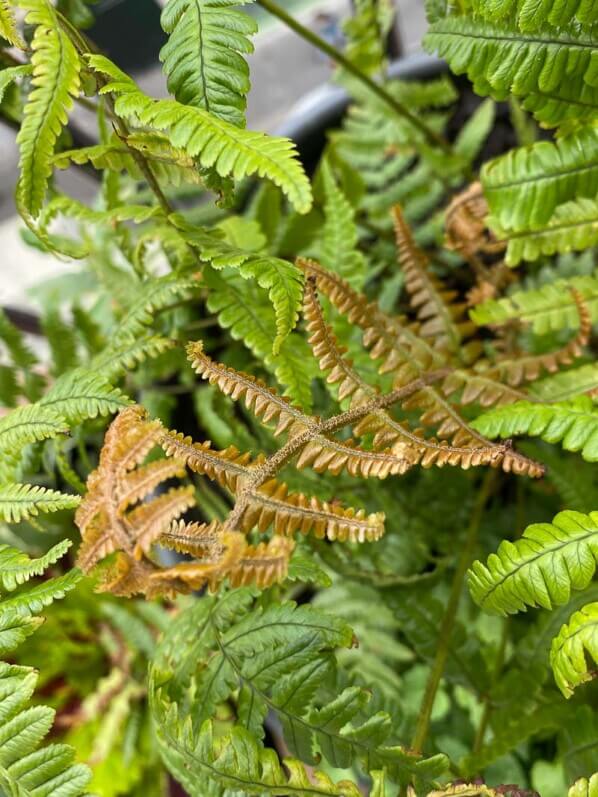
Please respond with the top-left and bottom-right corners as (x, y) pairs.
(0, 0), (427, 310)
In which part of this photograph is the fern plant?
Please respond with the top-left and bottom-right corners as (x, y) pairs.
(1, 0), (598, 794)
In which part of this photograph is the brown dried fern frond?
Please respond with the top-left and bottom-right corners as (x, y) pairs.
(444, 181), (505, 261)
(302, 275), (542, 476)
(393, 205), (475, 354)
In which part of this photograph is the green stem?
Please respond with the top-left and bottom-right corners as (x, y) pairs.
(411, 468), (497, 754)
(255, 0), (453, 155)
(473, 620), (508, 753)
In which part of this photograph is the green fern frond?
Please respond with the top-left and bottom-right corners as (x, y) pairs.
(0, 309), (38, 370)
(160, 717), (363, 797)
(529, 363), (598, 402)
(0, 405), (68, 482)
(42, 310), (80, 377)
(0, 483), (81, 523)
(497, 198), (598, 266)
(482, 125), (598, 233)
(0, 542), (90, 795)
(16, 0), (82, 217)
(470, 274), (598, 333)
(53, 135), (211, 188)
(160, 0), (256, 126)
(424, 16), (598, 126)
(205, 268), (316, 408)
(319, 159), (366, 289)
(569, 774), (598, 797)
(472, 397), (598, 461)
(110, 272), (198, 343)
(551, 601), (598, 697)
(343, 0), (394, 76)
(469, 509), (598, 614)
(39, 368), (131, 423)
(91, 336), (176, 381)
(149, 589), (449, 793)
(0, 64), (32, 104)
(173, 216), (304, 352)
(470, 0), (598, 31)
(0, 0), (26, 48)
(0, 539), (72, 590)
(89, 54), (313, 214)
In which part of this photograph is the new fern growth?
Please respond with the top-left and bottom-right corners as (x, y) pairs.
(1, 0), (598, 793)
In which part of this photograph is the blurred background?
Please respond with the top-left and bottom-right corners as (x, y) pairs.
(0, 0), (427, 309)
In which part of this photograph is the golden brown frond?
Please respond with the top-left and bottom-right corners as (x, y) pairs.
(156, 531), (294, 591)
(187, 340), (311, 437)
(244, 481), (385, 542)
(159, 518), (225, 558)
(393, 205), (474, 352)
(444, 181), (504, 260)
(160, 431), (258, 491)
(441, 370), (529, 408)
(75, 407), (195, 577)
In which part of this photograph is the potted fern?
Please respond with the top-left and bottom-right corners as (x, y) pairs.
(0, 1), (597, 796)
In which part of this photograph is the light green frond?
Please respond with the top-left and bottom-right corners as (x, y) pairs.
(89, 54), (312, 214)
(470, 0), (598, 31)
(529, 363), (598, 402)
(468, 509), (598, 614)
(482, 125), (598, 233)
(0, 65), (32, 103)
(39, 368), (131, 424)
(470, 274), (598, 333)
(91, 336), (176, 381)
(471, 397), (598, 461)
(111, 272), (199, 343)
(569, 774), (598, 797)
(174, 217), (304, 352)
(551, 602), (598, 697)
(0, 539), (72, 591)
(319, 160), (366, 289)
(160, 0), (256, 126)
(0, 309), (38, 370)
(0, 0), (26, 48)
(424, 16), (598, 126)
(0, 483), (81, 523)
(16, 0), (82, 217)
(343, 0), (394, 76)
(205, 268), (316, 409)
(0, 543), (90, 796)
(498, 198), (598, 266)
(0, 405), (68, 482)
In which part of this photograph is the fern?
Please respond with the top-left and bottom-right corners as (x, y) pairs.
(482, 124), (598, 234)
(424, 15), (598, 127)
(530, 363), (598, 402)
(496, 198), (598, 266)
(16, 0), (82, 217)
(470, 274), (598, 334)
(551, 601), (598, 697)
(0, 541), (90, 795)
(569, 775), (598, 797)
(472, 397), (598, 461)
(0, 0), (26, 48)
(148, 588), (449, 795)
(343, 0), (394, 76)
(0, 64), (32, 104)
(470, 0), (598, 31)
(469, 509), (598, 614)
(0, 483), (81, 523)
(171, 215), (305, 352)
(318, 159), (366, 289)
(89, 54), (313, 214)
(159, 0), (257, 126)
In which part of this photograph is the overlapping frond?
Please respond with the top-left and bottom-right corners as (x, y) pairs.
(472, 396), (598, 461)
(0, 483), (81, 524)
(469, 510), (598, 614)
(393, 205), (473, 353)
(89, 54), (313, 213)
(569, 775), (598, 797)
(0, 0), (26, 48)
(16, 0), (82, 217)
(551, 601), (598, 697)
(0, 541), (90, 796)
(159, 0), (256, 126)
(470, 0), (598, 31)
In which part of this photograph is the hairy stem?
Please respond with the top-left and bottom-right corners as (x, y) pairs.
(225, 368), (449, 529)
(256, 0), (453, 155)
(411, 468), (497, 754)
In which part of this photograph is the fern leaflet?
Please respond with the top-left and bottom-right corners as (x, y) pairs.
(551, 601), (598, 697)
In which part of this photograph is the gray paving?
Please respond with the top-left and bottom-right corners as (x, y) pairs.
(0, 0), (427, 309)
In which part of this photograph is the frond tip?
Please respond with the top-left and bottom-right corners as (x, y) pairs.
(469, 510), (598, 615)
(550, 601), (598, 698)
